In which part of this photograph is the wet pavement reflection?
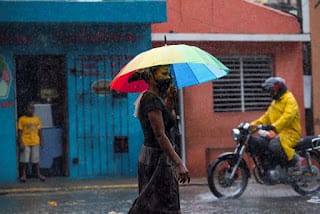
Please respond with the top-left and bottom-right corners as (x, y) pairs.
(0, 181), (319, 214)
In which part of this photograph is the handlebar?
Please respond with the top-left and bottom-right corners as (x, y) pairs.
(256, 125), (275, 131)
(237, 122), (276, 133)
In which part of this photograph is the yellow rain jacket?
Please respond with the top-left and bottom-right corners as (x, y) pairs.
(251, 91), (301, 160)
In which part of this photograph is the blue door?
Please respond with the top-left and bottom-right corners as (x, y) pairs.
(68, 54), (142, 178)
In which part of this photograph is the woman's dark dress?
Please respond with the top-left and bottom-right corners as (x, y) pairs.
(128, 91), (180, 214)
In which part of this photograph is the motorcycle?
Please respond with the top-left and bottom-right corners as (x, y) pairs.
(207, 122), (320, 199)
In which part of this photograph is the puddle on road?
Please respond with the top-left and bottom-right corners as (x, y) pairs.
(194, 192), (218, 202)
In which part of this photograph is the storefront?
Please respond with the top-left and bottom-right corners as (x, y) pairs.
(0, 0), (166, 182)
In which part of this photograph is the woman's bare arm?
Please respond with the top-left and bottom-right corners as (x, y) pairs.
(148, 110), (190, 183)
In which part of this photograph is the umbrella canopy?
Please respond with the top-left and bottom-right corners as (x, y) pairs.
(110, 44), (229, 92)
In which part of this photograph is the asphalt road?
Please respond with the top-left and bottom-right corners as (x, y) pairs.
(0, 180), (319, 214)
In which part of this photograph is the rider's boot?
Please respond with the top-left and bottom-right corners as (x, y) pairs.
(288, 153), (305, 175)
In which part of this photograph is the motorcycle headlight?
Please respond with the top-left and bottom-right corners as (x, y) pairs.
(232, 128), (240, 141)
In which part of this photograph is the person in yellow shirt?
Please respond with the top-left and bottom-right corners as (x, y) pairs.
(249, 77), (303, 174)
(18, 101), (45, 182)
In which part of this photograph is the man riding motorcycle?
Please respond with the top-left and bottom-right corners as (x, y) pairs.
(249, 77), (304, 174)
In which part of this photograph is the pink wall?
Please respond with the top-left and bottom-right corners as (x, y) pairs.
(182, 42), (304, 176)
(310, 0), (320, 133)
(152, 0), (301, 33)
(152, 0), (304, 177)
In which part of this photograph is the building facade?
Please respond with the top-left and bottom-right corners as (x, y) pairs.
(152, 0), (309, 177)
(0, 0), (166, 182)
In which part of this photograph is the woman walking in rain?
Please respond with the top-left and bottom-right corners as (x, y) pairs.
(128, 65), (190, 214)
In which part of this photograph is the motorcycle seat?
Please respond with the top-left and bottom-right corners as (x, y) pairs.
(295, 136), (320, 150)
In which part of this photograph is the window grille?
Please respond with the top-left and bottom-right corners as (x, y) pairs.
(213, 56), (273, 112)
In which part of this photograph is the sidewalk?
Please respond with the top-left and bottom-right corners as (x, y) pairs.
(0, 177), (207, 195)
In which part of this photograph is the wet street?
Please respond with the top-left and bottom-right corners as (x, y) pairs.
(0, 180), (319, 214)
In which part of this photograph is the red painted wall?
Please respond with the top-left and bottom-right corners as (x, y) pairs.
(152, 0), (301, 33)
(310, 0), (320, 133)
(152, 0), (304, 177)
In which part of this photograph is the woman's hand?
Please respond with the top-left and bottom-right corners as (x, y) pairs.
(176, 163), (190, 184)
(165, 85), (177, 110)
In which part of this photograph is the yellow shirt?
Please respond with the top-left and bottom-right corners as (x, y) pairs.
(18, 115), (42, 146)
(251, 91), (301, 160)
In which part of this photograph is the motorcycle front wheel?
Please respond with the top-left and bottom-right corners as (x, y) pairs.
(291, 153), (320, 195)
(207, 157), (249, 199)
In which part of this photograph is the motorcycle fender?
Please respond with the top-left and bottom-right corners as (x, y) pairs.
(216, 152), (238, 160)
(212, 152), (251, 178)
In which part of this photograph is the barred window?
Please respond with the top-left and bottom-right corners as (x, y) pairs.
(213, 56), (273, 112)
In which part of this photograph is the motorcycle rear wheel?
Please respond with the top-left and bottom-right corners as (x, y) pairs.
(291, 153), (320, 195)
(207, 157), (249, 199)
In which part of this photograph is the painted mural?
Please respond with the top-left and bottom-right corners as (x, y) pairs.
(0, 55), (11, 99)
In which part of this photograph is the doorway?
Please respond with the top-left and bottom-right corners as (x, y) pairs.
(15, 55), (67, 177)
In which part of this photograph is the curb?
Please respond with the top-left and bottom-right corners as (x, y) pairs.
(0, 183), (138, 195)
(0, 178), (208, 195)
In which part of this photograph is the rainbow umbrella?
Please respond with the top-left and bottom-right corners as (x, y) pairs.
(110, 44), (229, 92)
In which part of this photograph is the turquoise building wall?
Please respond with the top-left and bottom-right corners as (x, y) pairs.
(0, 0), (166, 182)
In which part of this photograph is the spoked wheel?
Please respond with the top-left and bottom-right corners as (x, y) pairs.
(292, 153), (320, 195)
(253, 165), (264, 184)
(207, 157), (249, 199)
